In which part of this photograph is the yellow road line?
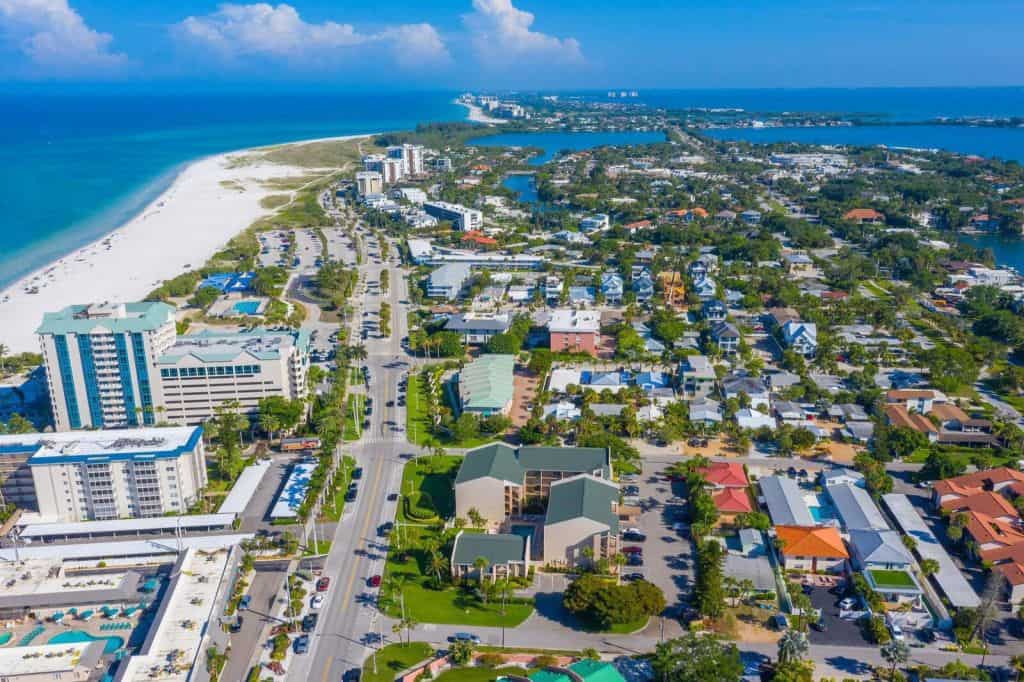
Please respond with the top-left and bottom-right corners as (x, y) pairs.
(321, 453), (385, 682)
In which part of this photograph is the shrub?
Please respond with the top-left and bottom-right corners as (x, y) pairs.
(477, 653), (506, 668)
(405, 492), (437, 520)
(533, 655), (558, 668)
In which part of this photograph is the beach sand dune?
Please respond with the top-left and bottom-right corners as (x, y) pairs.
(0, 147), (333, 353)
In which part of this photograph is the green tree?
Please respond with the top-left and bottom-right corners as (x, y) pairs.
(920, 558), (940, 576)
(777, 629), (809, 666)
(695, 539), (725, 619)
(880, 639), (910, 680)
(651, 634), (744, 682)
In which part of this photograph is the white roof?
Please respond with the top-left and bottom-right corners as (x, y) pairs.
(548, 309), (600, 333)
(882, 493), (980, 608)
(0, 426), (200, 463)
(0, 534), (251, 562)
(828, 483), (889, 531)
(217, 460), (271, 515)
(548, 368), (583, 393)
(270, 460), (317, 519)
(19, 513), (235, 539)
(0, 642), (101, 676)
(760, 475), (815, 526)
(407, 238), (433, 260)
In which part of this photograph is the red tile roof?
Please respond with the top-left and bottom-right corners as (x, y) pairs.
(940, 491), (1018, 520)
(844, 208), (885, 222)
(700, 462), (748, 488)
(933, 467), (1024, 501)
(461, 231), (498, 246)
(884, 405), (938, 434)
(713, 487), (754, 514)
(964, 511), (1024, 560)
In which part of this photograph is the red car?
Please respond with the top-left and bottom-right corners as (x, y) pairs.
(368, 575), (382, 588)
(622, 546), (643, 555)
(316, 577), (330, 592)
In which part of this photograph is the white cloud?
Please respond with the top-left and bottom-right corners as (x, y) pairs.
(463, 0), (582, 67)
(174, 3), (449, 69)
(0, 0), (126, 73)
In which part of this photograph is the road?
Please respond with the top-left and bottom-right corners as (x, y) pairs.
(288, 228), (421, 682)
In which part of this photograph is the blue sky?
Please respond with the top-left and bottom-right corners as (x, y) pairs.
(0, 0), (1021, 89)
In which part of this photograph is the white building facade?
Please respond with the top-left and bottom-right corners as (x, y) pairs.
(423, 201), (483, 231)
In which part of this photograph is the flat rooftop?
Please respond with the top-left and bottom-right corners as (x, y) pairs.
(217, 460), (271, 515)
(0, 426), (202, 465)
(0, 534), (252, 563)
(157, 328), (309, 364)
(118, 548), (233, 681)
(19, 513), (235, 540)
(0, 641), (103, 677)
(270, 460), (317, 519)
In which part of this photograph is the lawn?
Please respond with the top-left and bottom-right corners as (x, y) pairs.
(905, 446), (1016, 468)
(343, 394), (366, 441)
(384, 456), (534, 628)
(406, 371), (499, 449)
(321, 455), (356, 522)
(869, 569), (916, 589)
(362, 642), (433, 682)
(434, 666), (529, 682)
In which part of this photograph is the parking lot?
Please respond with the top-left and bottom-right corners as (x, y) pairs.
(623, 460), (696, 617)
(803, 583), (869, 647)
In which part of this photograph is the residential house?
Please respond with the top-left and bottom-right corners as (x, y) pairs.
(689, 398), (723, 426)
(736, 408), (776, 430)
(722, 375), (770, 410)
(932, 467), (1024, 508)
(740, 210), (762, 225)
(633, 271), (655, 302)
(759, 476), (815, 526)
(821, 467), (865, 489)
(781, 320), (818, 357)
(848, 529), (922, 606)
(601, 272), (624, 304)
(701, 462), (754, 520)
(568, 286), (596, 305)
(657, 272), (687, 307)
(679, 355), (716, 399)
(548, 309), (601, 357)
(703, 299), (728, 322)
(710, 321), (740, 355)
(828, 403), (870, 423)
(764, 370), (801, 392)
(884, 405), (938, 441)
(579, 214), (610, 232)
(444, 312), (512, 345)
(774, 400), (806, 423)
(783, 253), (816, 278)
(543, 474), (620, 568)
(886, 389), (942, 413)
(426, 263), (472, 300)
(692, 276), (717, 300)
(457, 354), (515, 417)
(450, 531), (530, 581)
(828, 483), (890, 532)
(632, 322), (665, 354)
(774, 525), (849, 573)
(844, 208), (885, 224)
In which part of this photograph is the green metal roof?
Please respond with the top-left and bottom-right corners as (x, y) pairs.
(451, 531), (527, 566)
(528, 661), (625, 682)
(36, 302), (175, 336)
(518, 446), (610, 477)
(455, 443), (523, 485)
(545, 475), (619, 532)
(458, 354), (514, 411)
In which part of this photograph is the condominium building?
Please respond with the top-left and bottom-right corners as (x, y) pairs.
(423, 201), (483, 231)
(154, 328), (310, 425)
(387, 144), (424, 176)
(355, 171), (384, 196)
(548, 309), (601, 356)
(37, 302), (176, 431)
(0, 426), (207, 522)
(426, 263), (472, 300)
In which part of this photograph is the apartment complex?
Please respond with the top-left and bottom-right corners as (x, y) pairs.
(154, 328), (310, 425)
(37, 302), (176, 431)
(387, 143), (425, 176)
(0, 426), (206, 522)
(423, 201), (483, 231)
(548, 309), (601, 356)
(355, 171), (384, 196)
(38, 303), (310, 430)
(426, 263), (472, 300)
(454, 443), (617, 568)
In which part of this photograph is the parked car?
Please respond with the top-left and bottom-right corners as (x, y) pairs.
(302, 613), (319, 632)
(622, 531), (647, 542)
(450, 632), (480, 644)
(310, 594), (324, 609)
(378, 522), (394, 537)
(239, 595), (251, 610)
(316, 577), (330, 592)
(626, 554), (643, 567)
(387, 493), (398, 502)
(811, 617), (826, 632)
(368, 575), (382, 588)
(343, 669), (362, 682)
(889, 622), (905, 641)
(838, 597), (857, 610)
(293, 635), (310, 654)
(622, 572), (644, 582)
(769, 614), (788, 631)
(229, 616), (243, 633)
(352, 467), (363, 480)
(622, 546), (643, 555)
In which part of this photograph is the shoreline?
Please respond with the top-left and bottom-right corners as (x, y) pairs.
(0, 133), (373, 353)
(455, 100), (507, 125)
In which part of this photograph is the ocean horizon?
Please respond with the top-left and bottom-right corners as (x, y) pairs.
(3, 86), (1024, 290)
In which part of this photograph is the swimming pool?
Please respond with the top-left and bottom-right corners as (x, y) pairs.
(48, 630), (124, 655)
(233, 300), (261, 315)
(510, 524), (535, 542)
(807, 494), (836, 523)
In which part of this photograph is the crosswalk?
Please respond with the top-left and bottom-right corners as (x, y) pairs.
(351, 434), (406, 445)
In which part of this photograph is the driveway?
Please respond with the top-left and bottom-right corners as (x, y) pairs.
(804, 584), (869, 648)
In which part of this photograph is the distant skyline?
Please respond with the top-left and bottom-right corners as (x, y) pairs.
(0, 0), (1022, 89)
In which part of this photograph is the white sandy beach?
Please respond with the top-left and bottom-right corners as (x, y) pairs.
(457, 100), (507, 125)
(0, 134), (371, 353)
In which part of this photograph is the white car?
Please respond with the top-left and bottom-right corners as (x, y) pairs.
(624, 527), (642, 536)
(889, 622), (905, 641)
(310, 594), (324, 609)
(838, 597), (856, 611)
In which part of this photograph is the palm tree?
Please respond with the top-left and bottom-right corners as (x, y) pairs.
(919, 558), (940, 577)
(880, 639), (909, 680)
(1010, 654), (1024, 682)
(259, 412), (282, 445)
(429, 550), (447, 587)
(473, 556), (490, 595)
(777, 629), (809, 666)
(0, 343), (8, 373)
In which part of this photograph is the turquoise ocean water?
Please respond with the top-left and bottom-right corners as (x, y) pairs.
(2, 88), (1024, 289)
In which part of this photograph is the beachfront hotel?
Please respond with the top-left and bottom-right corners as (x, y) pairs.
(0, 426), (206, 522)
(423, 200), (483, 231)
(37, 302), (177, 431)
(154, 328), (310, 425)
(38, 302), (311, 430)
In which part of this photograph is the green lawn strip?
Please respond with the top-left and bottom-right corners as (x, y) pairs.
(868, 569), (916, 589)
(304, 540), (332, 556)
(385, 457), (533, 627)
(406, 373), (433, 446)
(361, 642), (433, 682)
(343, 394), (366, 441)
(321, 455), (356, 522)
(434, 666), (529, 682)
